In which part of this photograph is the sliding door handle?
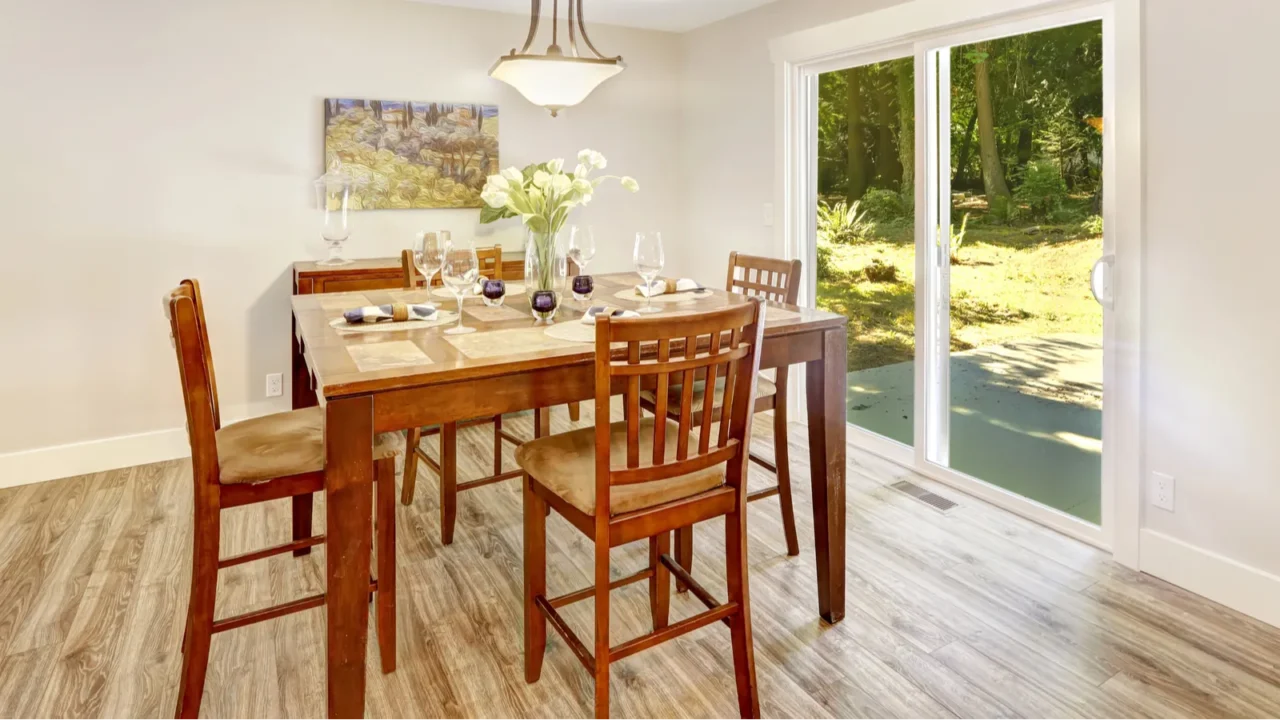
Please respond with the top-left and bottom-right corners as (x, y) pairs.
(1090, 254), (1115, 309)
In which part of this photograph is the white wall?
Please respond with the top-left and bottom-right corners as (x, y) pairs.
(1141, 0), (1280, 580)
(0, 0), (682, 461)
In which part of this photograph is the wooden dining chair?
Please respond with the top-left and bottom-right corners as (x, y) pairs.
(641, 252), (802, 592)
(165, 280), (401, 718)
(399, 247), (526, 545)
(517, 299), (766, 718)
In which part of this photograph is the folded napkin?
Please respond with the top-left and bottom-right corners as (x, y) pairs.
(582, 305), (641, 324)
(472, 276), (489, 295)
(635, 278), (705, 297)
(342, 303), (437, 324)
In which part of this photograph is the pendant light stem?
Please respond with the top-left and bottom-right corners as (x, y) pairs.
(519, 0), (541, 53)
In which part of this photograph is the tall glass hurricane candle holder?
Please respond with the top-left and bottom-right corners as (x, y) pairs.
(314, 160), (355, 266)
(524, 228), (567, 322)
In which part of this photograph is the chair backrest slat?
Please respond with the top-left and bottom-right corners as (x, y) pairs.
(594, 300), (765, 514)
(165, 279), (221, 487)
(726, 251), (802, 305)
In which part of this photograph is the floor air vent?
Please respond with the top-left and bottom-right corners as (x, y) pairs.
(890, 480), (958, 512)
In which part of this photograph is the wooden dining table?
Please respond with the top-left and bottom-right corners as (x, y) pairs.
(290, 272), (848, 718)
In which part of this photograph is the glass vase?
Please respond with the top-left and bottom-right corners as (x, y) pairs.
(314, 160), (355, 266)
(524, 228), (567, 322)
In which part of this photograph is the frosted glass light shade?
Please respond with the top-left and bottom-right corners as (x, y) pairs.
(490, 56), (625, 116)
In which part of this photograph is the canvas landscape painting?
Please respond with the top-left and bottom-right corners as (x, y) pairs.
(324, 99), (499, 210)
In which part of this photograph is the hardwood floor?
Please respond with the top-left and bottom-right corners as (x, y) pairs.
(1, 407), (1278, 717)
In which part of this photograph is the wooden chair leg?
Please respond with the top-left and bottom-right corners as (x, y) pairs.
(648, 532), (670, 630)
(493, 415), (504, 476)
(523, 474), (547, 684)
(773, 406), (800, 557)
(291, 493), (313, 556)
(535, 409), (552, 517)
(175, 509), (219, 719)
(568, 401), (581, 422)
(593, 538), (611, 719)
(674, 525), (694, 593)
(375, 457), (397, 674)
(725, 506), (760, 719)
(401, 427), (421, 505)
(441, 422), (458, 545)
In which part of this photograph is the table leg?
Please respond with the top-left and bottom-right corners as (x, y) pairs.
(805, 326), (847, 624)
(292, 324), (317, 410)
(325, 395), (374, 718)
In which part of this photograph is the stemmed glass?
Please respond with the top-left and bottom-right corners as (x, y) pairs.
(633, 231), (665, 314)
(413, 231), (446, 308)
(441, 242), (479, 335)
(567, 225), (596, 275)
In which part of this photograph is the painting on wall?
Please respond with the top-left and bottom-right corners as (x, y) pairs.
(323, 98), (499, 210)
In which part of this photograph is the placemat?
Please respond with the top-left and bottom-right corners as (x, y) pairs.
(543, 323), (595, 344)
(328, 311), (458, 334)
(765, 307), (802, 322)
(347, 341), (433, 372)
(612, 288), (708, 305)
(464, 304), (527, 323)
(445, 326), (581, 359)
(431, 283), (526, 300)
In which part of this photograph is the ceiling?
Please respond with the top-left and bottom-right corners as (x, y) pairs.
(407, 0), (780, 33)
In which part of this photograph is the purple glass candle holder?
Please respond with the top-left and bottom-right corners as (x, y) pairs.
(571, 275), (594, 302)
(530, 289), (559, 322)
(481, 279), (506, 307)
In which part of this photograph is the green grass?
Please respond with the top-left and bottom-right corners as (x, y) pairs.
(817, 212), (1103, 372)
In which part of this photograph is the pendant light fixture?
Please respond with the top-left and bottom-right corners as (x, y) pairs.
(489, 0), (625, 117)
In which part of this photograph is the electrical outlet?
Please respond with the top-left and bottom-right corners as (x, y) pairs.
(1150, 471), (1175, 512)
(265, 373), (283, 398)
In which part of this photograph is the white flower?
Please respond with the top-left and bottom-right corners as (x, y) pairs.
(486, 174), (510, 191)
(579, 193), (593, 206)
(549, 173), (573, 195)
(578, 149), (607, 170)
(501, 167), (523, 183)
(532, 170), (551, 189)
(547, 158), (564, 173)
(481, 190), (509, 209)
(574, 163), (591, 179)
(572, 178), (593, 194)
(621, 176), (639, 192)
(528, 186), (543, 201)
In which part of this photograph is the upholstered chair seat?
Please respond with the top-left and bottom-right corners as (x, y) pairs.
(216, 406), (404, 485)
(515, 417), (725, 516)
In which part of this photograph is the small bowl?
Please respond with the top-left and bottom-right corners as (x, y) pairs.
(530, 289), (559, 322)
(571, 275), (594, 302)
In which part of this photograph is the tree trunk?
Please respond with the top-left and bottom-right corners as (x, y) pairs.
(845, 66), (868, 202)
(954, 108), (978, 188)
(873, 70), (902, 188)
(973, 42), (1011, 201)
(894, 60), (914, 194)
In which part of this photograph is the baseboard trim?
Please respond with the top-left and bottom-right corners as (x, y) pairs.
(1140, 528), (1280, 629)
(0, 428), (190, 490)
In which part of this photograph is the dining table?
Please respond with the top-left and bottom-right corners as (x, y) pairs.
(290, 271), (849, 718)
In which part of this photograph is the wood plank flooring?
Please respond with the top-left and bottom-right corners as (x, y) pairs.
(1, 407), (1278, 718)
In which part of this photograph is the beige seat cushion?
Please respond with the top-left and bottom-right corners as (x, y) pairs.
(217, 407), (404, 485)
(515, 417), (725, 516)
(641, 374), (776, 415)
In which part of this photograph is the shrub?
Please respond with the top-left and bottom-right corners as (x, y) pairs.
(1081, 214), (1104, 236)
(817, 200), (875, 244)
(816, 238), (835, 281)
(859, 188), (906, 224)
(863, 258), (898, 283)
(1013, 158), (1070, 221)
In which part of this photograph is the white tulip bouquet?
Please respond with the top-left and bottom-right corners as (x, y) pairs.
(480, 150), (638, 304)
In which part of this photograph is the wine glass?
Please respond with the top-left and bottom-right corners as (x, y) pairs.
(633, 231), (665, 314)
(413, 231), (446, 308)
(567, 225), (596, 275)
(441, 242), (479, 335)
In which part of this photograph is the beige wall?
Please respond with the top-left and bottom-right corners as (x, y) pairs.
(0, 0), (682, 456)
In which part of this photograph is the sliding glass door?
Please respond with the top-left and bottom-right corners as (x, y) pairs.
(808, 5), (1113, 538)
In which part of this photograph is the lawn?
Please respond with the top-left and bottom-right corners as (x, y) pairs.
(816, 203), (1103, 373)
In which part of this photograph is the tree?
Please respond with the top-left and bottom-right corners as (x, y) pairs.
(845, 66), (868, 202)
(972, 42), (1012, 202)
(894, 60), (914, 194)
(872, 69), (902, 188)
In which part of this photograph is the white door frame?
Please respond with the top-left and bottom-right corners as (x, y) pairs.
(771, 0), (1143, 566)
